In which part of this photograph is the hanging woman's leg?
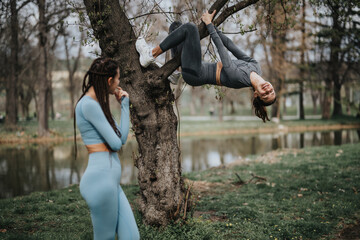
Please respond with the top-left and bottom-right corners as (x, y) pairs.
(116, 186), (140, 240)
(159, 22), (201, 76)
(158, 23), (217, 86)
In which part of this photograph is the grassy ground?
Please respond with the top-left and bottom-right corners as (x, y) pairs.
(1, 143), (359, 239)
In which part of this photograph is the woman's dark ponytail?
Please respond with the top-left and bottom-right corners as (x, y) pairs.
(73, 57), (121, 160)
(253, 96), (276, 122)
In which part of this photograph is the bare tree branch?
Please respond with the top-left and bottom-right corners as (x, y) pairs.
(213, 0), (260, 29)
(16, 0), (32, 12)
(128, 9), (193, 20)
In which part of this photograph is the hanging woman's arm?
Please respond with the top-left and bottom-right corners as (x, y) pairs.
(202, 11), (232, 68)
(214, 26), (257, 64)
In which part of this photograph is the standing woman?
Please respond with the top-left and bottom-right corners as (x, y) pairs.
(74, 57), (140, 240)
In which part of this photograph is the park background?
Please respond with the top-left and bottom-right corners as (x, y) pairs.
(0, 0), (360, 239)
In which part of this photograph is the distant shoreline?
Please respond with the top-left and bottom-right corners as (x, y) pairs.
(1, 122), (359, 144)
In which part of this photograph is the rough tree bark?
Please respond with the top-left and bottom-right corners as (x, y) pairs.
(64, 33), (83, 118)
(83, 0), (259, 226)
(270, 30), (286, 119)
(36, 0), (50, 136)
(329, 4), (342, 117)
(299, 0), (306, 120)
(5, 0), (19, 128)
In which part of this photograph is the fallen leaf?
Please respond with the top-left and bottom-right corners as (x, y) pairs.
(297, 194), (303, 197)
(0, 229), (7, 233)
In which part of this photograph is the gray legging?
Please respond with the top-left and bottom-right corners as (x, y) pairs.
(159, 23), (217, 86)
(159, 22), (262, 89)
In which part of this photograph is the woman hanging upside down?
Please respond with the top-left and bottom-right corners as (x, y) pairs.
(136, 10), (276, 122)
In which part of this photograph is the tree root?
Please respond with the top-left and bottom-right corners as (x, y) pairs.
(234, 172), (267, 186)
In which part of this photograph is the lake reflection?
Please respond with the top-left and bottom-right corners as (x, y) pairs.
(0, 129), (359, 198)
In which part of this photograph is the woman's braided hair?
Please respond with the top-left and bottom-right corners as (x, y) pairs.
(252, 96), (276, 122)
(73, 57), (121, 158)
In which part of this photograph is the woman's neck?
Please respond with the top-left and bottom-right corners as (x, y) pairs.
(250, 72), (265, 89)
(86, 86), (98, 101)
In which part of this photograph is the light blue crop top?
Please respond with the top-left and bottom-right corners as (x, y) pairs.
(75, 95), (130, 151)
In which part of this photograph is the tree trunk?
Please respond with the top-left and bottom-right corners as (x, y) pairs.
(190, 88), (197, 115)
(83, 0), (260, 226)
(299, 0), (306, 120)
(321, 79), (332, 119)
(37, 0), (50, 136)
(83, 0), (186, 226)
(269, 5), (287, 120)
(5, 0), (19, 128)
(49, 82), (55, 120)
(330, 5), (342, 117)
(64, 33), (83, 119)
(230, 100), (235, 114)
(218, 98), (223, 122)
(311, 92), (318, 115)
(332, 81), (342, 117)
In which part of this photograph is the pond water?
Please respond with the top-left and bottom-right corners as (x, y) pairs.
(0, 129), (359, 199)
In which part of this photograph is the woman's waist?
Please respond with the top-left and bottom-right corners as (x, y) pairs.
(86, 142), (110, 154)
(87, 151), (120, 168)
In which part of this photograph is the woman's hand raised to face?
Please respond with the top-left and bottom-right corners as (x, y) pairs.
(201, 10), (216, 25)
(115, 87), (129, 103)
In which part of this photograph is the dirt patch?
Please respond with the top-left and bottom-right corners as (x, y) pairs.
(226, 148), (303, 167)
(184, 179), (225, 195)
(193, 210), (228, 222)
(335, 220), (360, 240)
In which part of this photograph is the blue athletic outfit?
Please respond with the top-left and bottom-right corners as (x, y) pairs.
(75, 95), (140, 240)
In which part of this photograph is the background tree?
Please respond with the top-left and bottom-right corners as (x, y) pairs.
(35, 0), (71, 136)
(63, 29), (84, 118)
(256, 0), (300, 120)
(5, 1), (32, 128)
(311, 0), (360, 118)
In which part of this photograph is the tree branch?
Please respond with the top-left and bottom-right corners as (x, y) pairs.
(16, 0), (32, 12)
(213, 0), (260, 32)
(129, 9), (192, 21)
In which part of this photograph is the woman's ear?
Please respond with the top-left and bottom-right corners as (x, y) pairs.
(107, 77), (113, 86)
(253, 90), (258, 98)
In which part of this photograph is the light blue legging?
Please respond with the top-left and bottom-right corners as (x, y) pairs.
(80, 152), (140, 240)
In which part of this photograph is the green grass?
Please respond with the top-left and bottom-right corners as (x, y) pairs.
(184, 143), (360, 239)
(1, 143), (359, 239)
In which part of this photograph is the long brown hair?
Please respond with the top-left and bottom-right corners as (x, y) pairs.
(253, 96), (276, 122)
(73, 57), (121, 159)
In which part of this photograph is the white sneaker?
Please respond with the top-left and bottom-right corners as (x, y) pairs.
(135, 37), (155, 67)
(168, 70), (181, 85)
(154, 62), (181, 85)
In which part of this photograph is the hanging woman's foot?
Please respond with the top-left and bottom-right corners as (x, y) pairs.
(135, 37), (155, 67)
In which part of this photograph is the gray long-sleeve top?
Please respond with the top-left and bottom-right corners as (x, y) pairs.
(206, 23), (262, 89)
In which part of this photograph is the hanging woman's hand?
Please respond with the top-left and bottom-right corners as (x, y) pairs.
(201, 10), (216, 25)
(115, 87), (129, 103)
